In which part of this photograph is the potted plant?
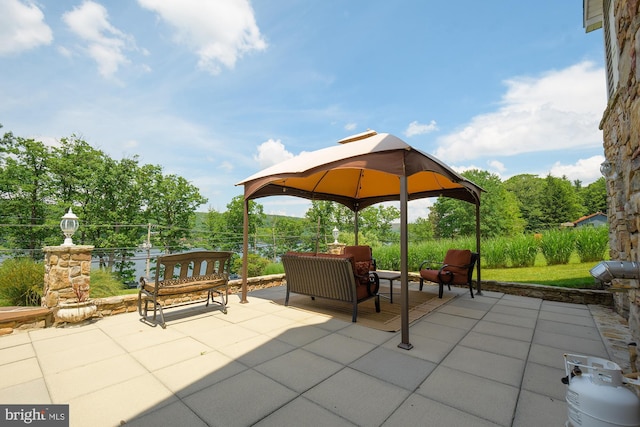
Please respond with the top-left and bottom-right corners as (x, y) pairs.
(55, 282), (97, 324)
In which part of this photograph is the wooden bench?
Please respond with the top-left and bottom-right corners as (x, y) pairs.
(282, 252), (380, 322)
(138, 251), (232, 328)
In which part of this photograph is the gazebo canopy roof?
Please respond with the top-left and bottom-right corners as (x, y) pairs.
(237, 131), (483, 210)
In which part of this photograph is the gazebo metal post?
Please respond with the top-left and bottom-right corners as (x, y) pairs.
(354, 207), (359, 245)
(241, 198), (249, 303)
(398, 175), (413, 350)
(475, 201), (482, 295)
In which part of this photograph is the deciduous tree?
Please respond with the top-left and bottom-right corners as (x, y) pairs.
(429, 169), (523, 238)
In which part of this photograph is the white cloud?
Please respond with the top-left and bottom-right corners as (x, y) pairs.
(137, 0), (267, 75)
(408, 199), (434, 222)
(261, 196), (312, 218)
(57, 45), (72, 57)
(62, 1), (135, 78)
(0, 0), (53, 55)
(404, 120), (438, 137)
(549, 155), (605, 185)
(434, 61), (606, 162)
(220, 161), (234, 173)
(254, 138), (294, 168)
(123, 139), (139, 149)
(487, 160), (506, 173)
(345, 122), (357, 131)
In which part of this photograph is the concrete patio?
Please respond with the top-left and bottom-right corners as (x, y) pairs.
(0, 282), (632, 427)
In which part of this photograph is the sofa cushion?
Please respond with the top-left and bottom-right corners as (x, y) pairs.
(354, 261), (371, 285)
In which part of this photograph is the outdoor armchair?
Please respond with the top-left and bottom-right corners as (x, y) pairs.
(419, 249), (477, 298)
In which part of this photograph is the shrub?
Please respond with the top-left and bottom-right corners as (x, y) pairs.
(90, 269), (127, 298)
(507, 234), (539, 267)
(575, 226), (609, 262)
(540, 229), (576, 265)
(0, 257), (44, 306)
(263, 262), (284, 275)
(233, 253), (270, 278)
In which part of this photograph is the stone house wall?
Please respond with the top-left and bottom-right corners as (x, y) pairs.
(601, 1), (640, 341)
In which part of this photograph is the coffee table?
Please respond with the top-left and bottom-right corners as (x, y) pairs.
(375, 271), (401, 303)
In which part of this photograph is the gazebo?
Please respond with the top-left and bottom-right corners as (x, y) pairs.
(237, 131), (483, 349)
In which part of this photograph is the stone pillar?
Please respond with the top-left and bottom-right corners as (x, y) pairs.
(327, 242), (345, 254)
(42, 245), (94, 308)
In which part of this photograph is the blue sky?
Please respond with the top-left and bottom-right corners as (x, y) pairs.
(0, 0), (607, 220)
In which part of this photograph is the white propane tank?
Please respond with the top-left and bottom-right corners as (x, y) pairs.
(564, 353), (640, 427)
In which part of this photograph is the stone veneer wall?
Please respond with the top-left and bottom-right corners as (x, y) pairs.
(41, 245), (94, 308)
(601, 1), (640, 340)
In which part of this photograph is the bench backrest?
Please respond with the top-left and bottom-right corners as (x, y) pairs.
(282, 253), (357, 301)
(155, 251), (232, 284)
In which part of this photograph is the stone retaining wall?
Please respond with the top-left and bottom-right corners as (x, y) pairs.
(93, 274), (286, 317)
(0, 275), (615, 333)
(479, 281), (613, 306)
(92, 275), (613, 319)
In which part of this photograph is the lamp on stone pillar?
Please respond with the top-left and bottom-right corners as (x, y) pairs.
(60, 208), (79, 246)
(600, 160), (614, 178)
(332, 226), (339, 244)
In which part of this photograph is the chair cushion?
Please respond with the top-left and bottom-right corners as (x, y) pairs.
(443, 249), (472, 284)
(343, 245), (372, 262)
(420, 268), (452, 283)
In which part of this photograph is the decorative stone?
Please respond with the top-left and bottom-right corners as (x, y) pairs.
(55, 301), (97, 323)
(327, 243), (345, 254)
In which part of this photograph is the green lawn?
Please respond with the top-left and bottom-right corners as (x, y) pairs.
(481, 263), (598, 288)
(480, 253), (600, 288)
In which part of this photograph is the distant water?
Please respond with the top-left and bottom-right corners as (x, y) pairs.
(0, 247), (215, 287)
(90, 249), (166, 286)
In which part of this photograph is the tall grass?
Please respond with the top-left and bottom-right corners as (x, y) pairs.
(373, 238), (475, 271)
(575, 226), (609, 262)
(506, 234), (539, 267)
(482, 236), (509, 268)
(0, 258), (44, 306)
(263, 262), (285, 275)
(374, 245), (402, 270)
(90, 269), (128, 298)
(540, 229), (576, 265)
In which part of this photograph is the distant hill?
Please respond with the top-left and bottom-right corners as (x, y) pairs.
(194, 212), (307, 229)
